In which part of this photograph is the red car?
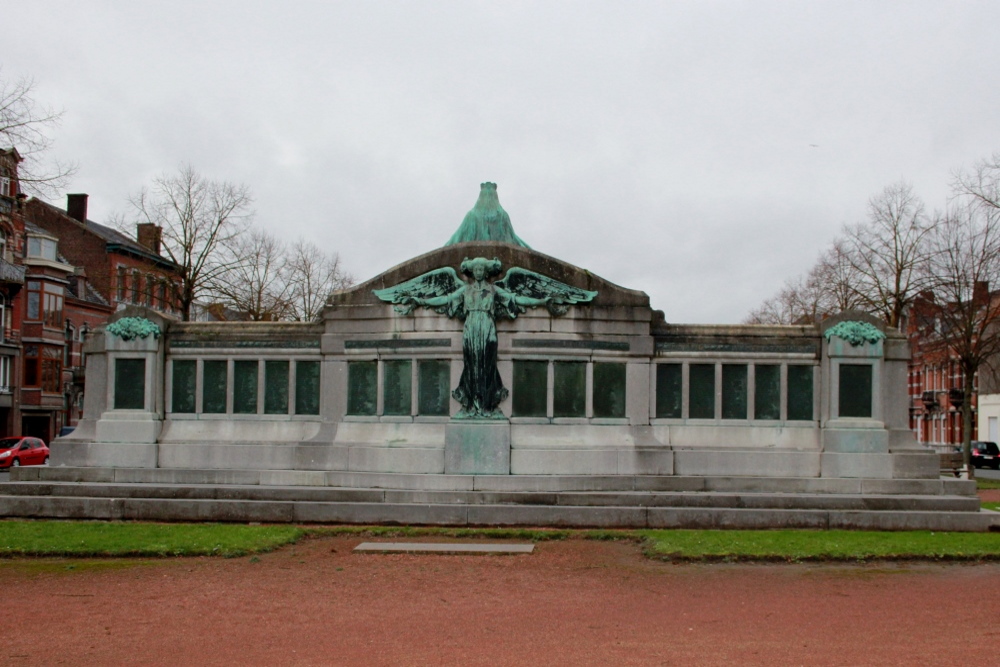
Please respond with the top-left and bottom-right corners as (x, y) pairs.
(0, 437), (49, 468)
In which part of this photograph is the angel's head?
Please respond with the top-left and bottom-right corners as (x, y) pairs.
(460, 256), (502, 281)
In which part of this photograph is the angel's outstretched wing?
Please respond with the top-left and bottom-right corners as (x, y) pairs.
(373, 267), (464, 315)
(495, 267), (598, 316)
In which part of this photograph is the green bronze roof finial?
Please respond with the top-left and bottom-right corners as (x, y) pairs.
(445, 182), (530, 248)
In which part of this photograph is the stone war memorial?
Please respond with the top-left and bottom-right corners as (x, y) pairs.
(1, 183), (990, 529)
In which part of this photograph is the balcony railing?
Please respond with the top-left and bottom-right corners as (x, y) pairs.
(0, 329), (19, 345)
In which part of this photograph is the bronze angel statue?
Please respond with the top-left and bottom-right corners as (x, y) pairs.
(374, 257), (598, 419)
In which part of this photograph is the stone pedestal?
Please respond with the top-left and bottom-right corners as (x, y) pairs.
(445, 421), (511, 475)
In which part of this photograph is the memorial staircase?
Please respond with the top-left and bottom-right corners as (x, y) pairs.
(2, 466), (996, 531)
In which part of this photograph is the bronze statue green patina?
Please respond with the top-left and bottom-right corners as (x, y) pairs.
(445, 182), (530, 248)
(824, 321), (886, 347)
(374, 258), (597, 419)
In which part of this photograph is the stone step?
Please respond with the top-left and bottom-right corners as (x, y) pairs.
(0, 481), (982, 513)
(0, 493), (993, 531)
(12, 466), (978, 497)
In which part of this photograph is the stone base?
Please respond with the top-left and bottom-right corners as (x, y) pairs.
(445, 421), (511, 475)
(50, 441), (158, 468)
(95, 412), (162, 444)
(820, 453), (892, 478)
(821, 423), (889, 453)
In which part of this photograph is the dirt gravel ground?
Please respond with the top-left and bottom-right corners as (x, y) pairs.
(2, 535), (999, 666)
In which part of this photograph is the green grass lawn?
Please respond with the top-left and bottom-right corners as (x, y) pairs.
(5, 521), (1000, 562)
(640, 529), (1000, 561)
(0, 520), (303, 557)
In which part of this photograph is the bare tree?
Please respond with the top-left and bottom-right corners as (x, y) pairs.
(744, 275), (820, 325)
(744, 243), (864, 325)
(955, 152), (1000, 212)
(939, 155), (1000, 466)
(924, 204), (1000, 468)
(841, 182), (936, 330)
(285, 239), (353, 321)
(812, 240), (867, 315)
(126, 166), (253, 320)
(0, 70), (75, 196)
(210, 228), (294, 321)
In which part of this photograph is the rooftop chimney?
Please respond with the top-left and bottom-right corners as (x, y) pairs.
(136, 223), (162, 254)
(67, 193), (89, 222)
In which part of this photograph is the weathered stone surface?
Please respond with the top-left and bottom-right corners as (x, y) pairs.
(820, 453), (893, 479)
(445, 421), (511, 474)
(673, 450), (821, 478)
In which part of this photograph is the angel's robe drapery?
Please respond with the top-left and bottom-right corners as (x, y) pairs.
(445, 283), (521, 417)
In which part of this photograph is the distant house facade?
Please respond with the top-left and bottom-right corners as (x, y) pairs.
(24, 195), (183, 316)
(0, 148), (27, 438)
(20, 195), (180, 439)
(903, 287), (1000, 451)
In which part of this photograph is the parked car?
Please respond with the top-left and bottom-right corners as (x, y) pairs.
(0, 437), (49, 468)
(953, 441), (1000, 469)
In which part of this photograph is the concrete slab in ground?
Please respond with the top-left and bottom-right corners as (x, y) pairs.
(353, 541), (534, 554)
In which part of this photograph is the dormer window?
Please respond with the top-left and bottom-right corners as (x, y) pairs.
(27, 235), (58, 261)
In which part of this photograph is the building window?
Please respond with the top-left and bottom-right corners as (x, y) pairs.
(754, 364), (780, 420)
(417, 360), (451, 416)
(382, 359), (412, 416)
(233, 360), (258, 414)
(513, 360), (548, 418)
(202, 360), (228, 414)
(721, 364), (748, 420)
(114, 358), (146, 409)
(593, 362), (626, 419)
(787, 366), (814, 421)
(655, 364), (682, 419)
(295, 360), (321, 415)
(26, 281), (41, 321)
(117, 267), (127, 302)
(41, 346), (61, 393)
(24, 345), (62, 392)
(144, 274), (155, 307)
(0, 355), (10, 392)
(26, 235), (58, 261)
(347, 361), (377, 416)
(553, 361), (586, 418)
(43, 284), (63, 328)
(157, 280), (167, 309)
(689, 364), (715, 419)
(171, 360), (197, 414)
(264, 360), (289, 414)
(0, 176), (10, 198)
(839, 364), (872, 418)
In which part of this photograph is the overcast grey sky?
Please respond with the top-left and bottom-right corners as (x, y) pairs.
(6, 1), (1000, 323)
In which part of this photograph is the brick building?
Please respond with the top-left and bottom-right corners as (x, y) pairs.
(0, 148), (27, 438)
(18, 220), (79, 441)
(24, 195), (183, 315)
(905, 287), (999, 451)
(0, 150), (176, 441)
